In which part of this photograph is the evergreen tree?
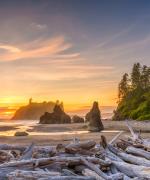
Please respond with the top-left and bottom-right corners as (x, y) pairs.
(118, 73), (129, 102)
(113, 62), (150, 121)
(141, 65), (150, 89)
(131, 63), (141, 89)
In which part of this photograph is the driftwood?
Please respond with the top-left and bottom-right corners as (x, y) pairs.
(0, 144), (55, 154)
(126, 146), (150, 160)
(109, 131), (124, 145)
(108, 144), (150, 167)
(125, 121), (140, 142)
(8, 170), (61, 179)
(39, 177), (96, 180)
(0, 150), (14, 163)
(65, 140), (96, 153)
(82, 168), (105, 180)
(81, 157), (123, 180)
(9, 175), (96, 180)
(20, 142), (34, 160)
(0, 156), (111, 170)
(0, 121), (149, 179)
(112, 160), (150, 179)
(125, 120), (150, 149)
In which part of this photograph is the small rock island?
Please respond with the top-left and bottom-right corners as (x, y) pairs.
(39, 104), (71, 124)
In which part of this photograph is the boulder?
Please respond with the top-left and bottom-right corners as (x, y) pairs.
(85, 101), (104, 132)
(39, 105), (71, 124)
(14, 131), (29, 136)
(72, 115), (84, 123)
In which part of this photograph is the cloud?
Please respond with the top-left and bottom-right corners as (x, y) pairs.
(0, 45), (21, 53)
(97, 26), (133, 48)
(30, 22), (47, 30)
(0, 36), (73, 61)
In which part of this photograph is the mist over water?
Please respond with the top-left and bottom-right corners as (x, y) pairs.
(68, 106), (115, 119)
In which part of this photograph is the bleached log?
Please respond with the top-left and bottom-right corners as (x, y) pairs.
(82, 168), (105, 180)
(108, 144), (150, 167)
(123, 175), (133, 180)
(81, 157), (123, 180)
(85, 157), (111, 166)
(81, 158), (108, 180)
(9, 175), (96, 180)
(0, 156), (111, 169)
(0, 150), (14, 163)
(125, 121), (140, 142)
(110, 165), (118, 174)
(20, 143), (34, 160)
(109, 131), (124, 145)
(142, 139), (150, 150)
(0, 144), (26, 151)
(126, 146), (150, 160)
(0, 144), (55, 154)
(69, 148), (95, 156)
(7, 169), (61, 179)
(105, 149), (123, 162)
(62, 169), (78, 176)
(40, 177), (96, 180)
(65, 140), (96, 153)
(125, 121), (150, 149)
(112, 160), (150, 179)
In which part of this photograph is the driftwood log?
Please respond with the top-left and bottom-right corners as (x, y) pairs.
(8, 170), (61, 179)
(126, 146), (150, 160)
(0, 121), (149, 179)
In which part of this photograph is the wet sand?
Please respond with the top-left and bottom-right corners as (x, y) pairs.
(0, 120), (149, 146)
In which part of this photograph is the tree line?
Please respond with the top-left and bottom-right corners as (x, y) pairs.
(113, 63), (150, 120)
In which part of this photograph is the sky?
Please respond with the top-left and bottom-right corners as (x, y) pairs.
(0, 0), (150, 118)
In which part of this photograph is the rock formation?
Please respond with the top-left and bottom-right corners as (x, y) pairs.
(85, 101), (104, 132)
(12, 99), (57, 120)
(72, 115), (84, 123)
(39, 104), (71, 124)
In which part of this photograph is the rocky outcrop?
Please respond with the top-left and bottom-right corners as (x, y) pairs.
(39, 105), (71, 124)
(14, 131), (29, 136)
(72, 115), (84, 123)
(85, 102), (104, 132)
(12, 100), (57, 120)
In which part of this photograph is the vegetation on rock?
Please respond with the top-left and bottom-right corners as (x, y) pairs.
(12, 99), (63, 120)
(113, 63), (150, 121)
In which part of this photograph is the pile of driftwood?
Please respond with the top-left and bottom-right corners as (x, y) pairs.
(0, 121), (149, 180)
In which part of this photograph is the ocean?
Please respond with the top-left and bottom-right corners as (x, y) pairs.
(67, 106), (115, 119)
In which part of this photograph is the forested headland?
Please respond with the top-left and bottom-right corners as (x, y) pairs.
(113, 63), (150, 121)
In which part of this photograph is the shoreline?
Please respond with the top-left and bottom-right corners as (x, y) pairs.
(0, 119), (149, 145)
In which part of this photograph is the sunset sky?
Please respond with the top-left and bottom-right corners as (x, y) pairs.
(1, 0), (150, 118)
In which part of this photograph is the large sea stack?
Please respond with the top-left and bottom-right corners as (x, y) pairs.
(12, 99), (56, 120)
(39, 104), (71, 124)
(85, 101), (104, 132)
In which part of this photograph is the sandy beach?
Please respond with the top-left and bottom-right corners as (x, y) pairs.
(0, 120), (149, 146)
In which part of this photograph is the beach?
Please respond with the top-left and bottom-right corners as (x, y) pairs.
(0, 120), (149, 146)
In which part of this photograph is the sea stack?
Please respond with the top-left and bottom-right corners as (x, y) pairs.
(39, 104), (71, 124)
(86, 101), (104, 132)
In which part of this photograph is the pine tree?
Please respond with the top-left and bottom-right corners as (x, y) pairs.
(118, 73), (129, 101)
(113, 62), (150, 121)
(141, 65), (149, 89)
(131, 63), (141, 89)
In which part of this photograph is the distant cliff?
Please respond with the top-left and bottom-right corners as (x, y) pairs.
(12, 99), (63, 120)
